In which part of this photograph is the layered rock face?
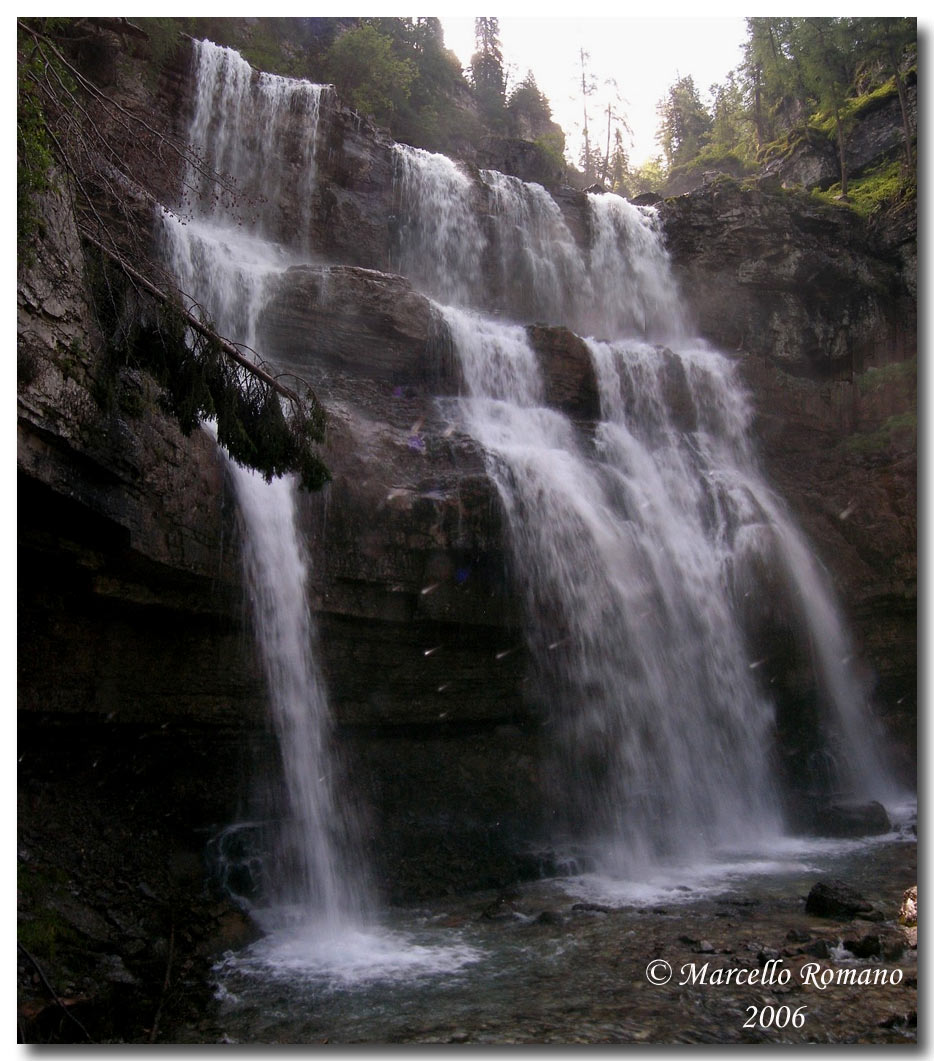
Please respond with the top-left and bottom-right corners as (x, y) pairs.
(18, 29), (917, 941)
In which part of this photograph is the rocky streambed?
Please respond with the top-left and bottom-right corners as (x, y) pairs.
(173, 830), (916, 1046)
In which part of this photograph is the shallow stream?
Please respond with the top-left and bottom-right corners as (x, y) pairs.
(176, 818), (916, 1045)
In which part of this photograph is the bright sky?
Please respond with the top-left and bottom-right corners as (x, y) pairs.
(439, 16), (748, 168)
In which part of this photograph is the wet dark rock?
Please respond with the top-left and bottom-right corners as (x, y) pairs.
(855, 908), (886, 923)
(535, 910), (563, 925)
(197, 907), (263, 957)
(659, 179), (912, 379)
(478, 136), (565, 188)
(786, 929), (811, 943)
(98, 954), (138, 985)
(843, 933), (883, 959)
(805, 879), (874, 919)
(259, 265), (455, 389)
(693, 940), (716, 954)
(480, 896), (519, 921)
(882, 936), (906, 962)
(572, 902), (612, 915)
(802, 800), (892, 838)
(758, 81), (916, 193)
(526, 325), (601, 421)
(878, 1010), (917, 1030)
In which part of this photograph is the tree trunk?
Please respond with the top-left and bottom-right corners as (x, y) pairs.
(835, 112), (848, 200)
(889, 50), (914, 170)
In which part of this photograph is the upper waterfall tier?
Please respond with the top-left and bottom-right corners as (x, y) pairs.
(174, 39), (686, 342)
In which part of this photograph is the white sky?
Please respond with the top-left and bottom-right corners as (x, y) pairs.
(439, 16), (749, 168)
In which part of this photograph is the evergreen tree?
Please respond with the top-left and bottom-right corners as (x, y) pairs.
(708, 73), (751, 158)
(789, 18), (860, 197)
(470, 17), (506, 126)
(656, 75), (711, 170)
(507, 71), (552, 139)
(607, 128), (631, 196)
(324, 23), (415, 123)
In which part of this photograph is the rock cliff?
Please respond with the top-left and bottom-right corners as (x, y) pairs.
(17, 28), (916, 1040)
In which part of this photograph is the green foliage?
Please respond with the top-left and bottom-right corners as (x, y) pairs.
(629, 157), (667, 197)
(18, 864), (76, 965)
(90, 257), (329, 491)
(655, 75), (712, 170)
(652, 17), (916, 193)
(535, 130), (567, 175)
(17, 31), (59, 263)
(325, 23), (415, 123)
(855, 357), (916, 395)
(141, 309), (330, 491)
(470, 17), (506, 126)
(667, 144), (755, 188)
(844, 411), (916, 454)
(132, 17), (185, 82)
(811, 159), (913, 216)
(378, 17), (476, 152)
(507, 72), (551, 138)
(808, 75), (899, 136)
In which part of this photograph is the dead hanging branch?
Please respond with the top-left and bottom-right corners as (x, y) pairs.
(17, 943), (96, 1044)
(17, 18), (238, 206)
(81, 231), (306, 408)
(17, 17), (331, 490)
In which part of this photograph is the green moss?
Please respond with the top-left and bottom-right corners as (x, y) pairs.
(18, 864), (76, 965)
(808, 76), (900, 137)
(855, 357), (916, 394)
(844, 411), (916, 453)
(17, 52), (56, 265)
(811, 158), (914, 216)
(667, 146), (756, 189)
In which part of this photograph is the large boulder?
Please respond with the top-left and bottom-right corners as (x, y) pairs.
(805, 879), (875, 919)
(259, 264), (455, 387)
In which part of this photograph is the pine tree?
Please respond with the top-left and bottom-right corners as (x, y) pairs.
(470, 17), (506, 125)
(656, 75), (711, 170)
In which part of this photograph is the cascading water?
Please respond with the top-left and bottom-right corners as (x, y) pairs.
(181, 40), (326, 248)
(158, 40), (484, 981)
(441, 310), (783, 868)
(225, 456), (370, 924)
(417, 175), (898, 870)
(392, 143), (487, 307)
(161, 41), (370, 931)
(162, 38), (898, 917)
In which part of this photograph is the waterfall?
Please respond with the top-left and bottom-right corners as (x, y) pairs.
(422, 170), (897, 865)
(442, 310), (782, 866)
(181, 39), (326, 249)
(392, 145), (688, 343)
(392, 144), (487, 307)
(159, 40), (373, 927)
(160, 39), (897, 911)
(226, 459), (369, 923)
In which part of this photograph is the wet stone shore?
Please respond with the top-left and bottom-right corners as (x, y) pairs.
(178, 837), (917, 1046)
